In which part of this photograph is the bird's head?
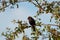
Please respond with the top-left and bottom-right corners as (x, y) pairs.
(27, 16), (32, 21)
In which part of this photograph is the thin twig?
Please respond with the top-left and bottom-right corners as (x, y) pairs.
(41, 23), (59, 26)
(32, 2), (38, 7)
(35, 0), (40, 7)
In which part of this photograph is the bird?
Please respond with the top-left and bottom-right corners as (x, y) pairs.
(28, 16), (36, 31)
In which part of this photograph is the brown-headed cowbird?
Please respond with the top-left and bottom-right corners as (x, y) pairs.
(28, 16), (36, 31)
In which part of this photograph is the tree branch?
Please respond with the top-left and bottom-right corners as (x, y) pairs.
(0, 4), (11, 10)
(35, 0), (40, 7)
(41, 23), (60, 26)
(32, 2), (38, 7)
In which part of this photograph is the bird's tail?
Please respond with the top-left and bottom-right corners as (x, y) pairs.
(32, 25), (35, 31)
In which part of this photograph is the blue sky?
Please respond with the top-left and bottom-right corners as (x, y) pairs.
(0, 0), (60, 40)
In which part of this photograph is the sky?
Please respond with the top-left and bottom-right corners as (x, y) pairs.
(0, 0), (60, 40)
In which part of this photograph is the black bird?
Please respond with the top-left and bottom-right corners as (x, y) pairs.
(28, 16), (36, 31)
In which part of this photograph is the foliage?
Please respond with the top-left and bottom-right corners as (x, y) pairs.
(1, 0), (60, 40)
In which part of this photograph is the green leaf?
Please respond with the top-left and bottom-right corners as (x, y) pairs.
(1, 32), (4, 35)
(55, 16), (58, 20)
